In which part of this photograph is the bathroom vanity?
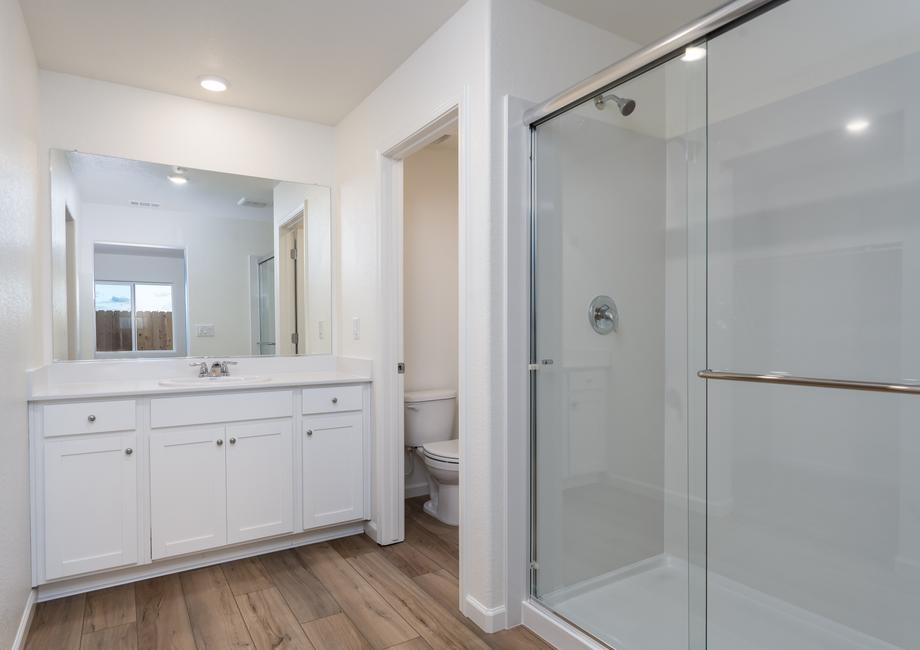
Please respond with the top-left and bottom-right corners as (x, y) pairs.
(27, 366), (372, 600)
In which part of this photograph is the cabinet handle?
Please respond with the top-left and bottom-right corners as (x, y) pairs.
(306, 429), (313, 437)
(229, 437), (236, 445)
(331, 397), (338, 404)
(216, 439), (224, 446)
(87, 414), (96, 422)
(125, 448), (133, 455)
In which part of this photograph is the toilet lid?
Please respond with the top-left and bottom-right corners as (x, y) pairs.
(422, 438), (459, 463)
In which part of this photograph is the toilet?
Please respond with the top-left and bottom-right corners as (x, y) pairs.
(404, 389), (459, 526)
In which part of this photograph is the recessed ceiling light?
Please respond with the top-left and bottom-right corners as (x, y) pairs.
(681, 46), (707, 62)
(199, 75), (229, 92)
(845, 118), (870, 133)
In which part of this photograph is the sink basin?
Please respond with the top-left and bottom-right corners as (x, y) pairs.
(158, 375), (271, 387)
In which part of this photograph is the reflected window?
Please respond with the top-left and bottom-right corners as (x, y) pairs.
(95, 281), (174, 354)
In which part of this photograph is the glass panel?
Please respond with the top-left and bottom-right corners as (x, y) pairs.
(532, 46), (707, 650)
(135, 283), (174, 351)
(94, 282), (132, 352)
(258, 257), (276, 355)
(707, 1), (920, 647)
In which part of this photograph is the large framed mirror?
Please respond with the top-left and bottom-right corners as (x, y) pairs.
(50, 150), (332, 360)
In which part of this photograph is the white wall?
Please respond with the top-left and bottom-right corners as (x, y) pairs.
(0, 0), (39, 645)
(38, 71), (336, 364)
(403, 143), (459, 493)
(334, 0), (638, 625)
(76, 202), (272, 358)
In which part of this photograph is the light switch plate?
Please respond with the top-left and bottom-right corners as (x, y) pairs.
(196, 324), (215, 337)
(352, 317), (360, 340)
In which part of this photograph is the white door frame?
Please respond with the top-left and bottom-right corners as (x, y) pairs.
(373, 97), (469, 570)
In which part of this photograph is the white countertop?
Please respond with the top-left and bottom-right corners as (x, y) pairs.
(29, 370), (371, 402)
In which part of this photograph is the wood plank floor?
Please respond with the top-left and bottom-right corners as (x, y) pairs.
(25, 497), (553, 650)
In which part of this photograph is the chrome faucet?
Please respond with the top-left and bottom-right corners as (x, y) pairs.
(188, 360), (238, 377)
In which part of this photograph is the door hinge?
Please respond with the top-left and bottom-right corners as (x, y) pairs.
(290, 247), (297, 260)
(530, 561), (539, 570)
(397, 362), (405, 374)
(291, 332), (299, 345)
(528, 363), (540, 371)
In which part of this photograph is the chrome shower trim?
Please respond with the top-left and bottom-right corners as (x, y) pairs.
(699, 370), (920, 395)
(522, 0), (778, 127)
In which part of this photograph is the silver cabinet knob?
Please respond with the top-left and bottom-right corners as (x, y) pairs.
(216, 439), (224, 446)
(125, 448), (133, 455)
(229, 437), (236, 445)
(331, 397), (338, 404)
(87, 414), (96, 422)
(306, 429), (313, 437)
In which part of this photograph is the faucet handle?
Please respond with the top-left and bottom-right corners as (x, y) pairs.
(220, 360), (239, 376)
(189, 360), (208, 377)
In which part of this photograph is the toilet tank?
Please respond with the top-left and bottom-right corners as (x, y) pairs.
(404, 389), (457, 447)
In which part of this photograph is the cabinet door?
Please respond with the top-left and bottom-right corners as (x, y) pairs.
(226, 419), (293, 544)
(302, 412), (365, 529)
(150, 426), (226, 559)
(44, 433), (137, 580)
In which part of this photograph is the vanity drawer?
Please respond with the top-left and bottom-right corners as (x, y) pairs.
(43, 400), (137, 437)
(150, 391), (293, 429)
(302, 385), (363, 414)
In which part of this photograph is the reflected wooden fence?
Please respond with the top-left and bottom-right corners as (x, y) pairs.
(96, 310), (173, 352)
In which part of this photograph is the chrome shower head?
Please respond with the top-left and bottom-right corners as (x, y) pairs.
(594, 93), (637, 116)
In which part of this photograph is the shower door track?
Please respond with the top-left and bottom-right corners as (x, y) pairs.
(699, 370), (920, 395)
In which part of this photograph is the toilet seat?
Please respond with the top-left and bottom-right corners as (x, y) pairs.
(421, 438), (459, 464)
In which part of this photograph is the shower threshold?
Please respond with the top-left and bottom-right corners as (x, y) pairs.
(540, 555), (900, 650)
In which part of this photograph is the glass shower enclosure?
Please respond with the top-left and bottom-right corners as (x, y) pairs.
(529, 1), (920, 648)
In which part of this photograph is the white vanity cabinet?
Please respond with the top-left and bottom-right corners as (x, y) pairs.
(43, 431), (138, 580)
(30, 378), (371, 598)
(303, 412), (365, 529)
(37, 400), (139, 580)
(150, 425), (228, 559)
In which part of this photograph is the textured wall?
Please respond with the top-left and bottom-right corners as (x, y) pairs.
(0, 0), (39, 645)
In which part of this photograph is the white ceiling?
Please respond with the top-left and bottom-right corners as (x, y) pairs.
(20, 0), (466, 125)
(535, 0), (726, 45)
(65, 151), (282, 221)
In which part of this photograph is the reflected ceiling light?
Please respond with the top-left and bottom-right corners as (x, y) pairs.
(681, 46), (706, 62)
(168, 166), (188, 185)
(199, 75), (229, 92)
(845, 118), (870, 133)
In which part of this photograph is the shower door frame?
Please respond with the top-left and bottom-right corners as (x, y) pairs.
(522, 0), (786, 647)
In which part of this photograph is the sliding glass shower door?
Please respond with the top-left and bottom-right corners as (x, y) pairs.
(531, 2), (920, 649)
(530, 48), (708, 650)
(704, 1), (920, 648)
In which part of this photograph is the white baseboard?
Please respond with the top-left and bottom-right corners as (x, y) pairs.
(522, 599), (605, 649)
(11, 588), (37, 650)
(405, 482), (430, 498)
(463, 594), (507, 633)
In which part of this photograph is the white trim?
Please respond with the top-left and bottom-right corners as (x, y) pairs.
(37, 522), (364, 602)
(522, 599), (607, 650)
(463, 594), (507, 633)
(11, 589), (37, 650)
(502, 95), (534, 629)
(375, 97), (468, 554)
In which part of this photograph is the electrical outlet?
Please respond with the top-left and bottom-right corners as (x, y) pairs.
(196, 324), (215, 337)
(352, 317), (360, 340)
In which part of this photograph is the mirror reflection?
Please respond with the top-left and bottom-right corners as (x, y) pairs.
(50, 150), (332, 360)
